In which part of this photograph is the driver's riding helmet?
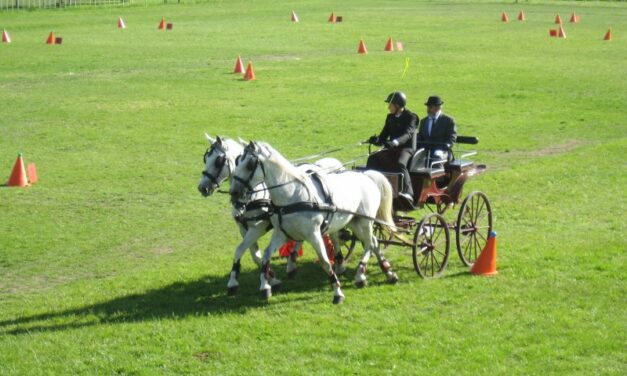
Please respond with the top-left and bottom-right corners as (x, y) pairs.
(384, 91), (407, 108)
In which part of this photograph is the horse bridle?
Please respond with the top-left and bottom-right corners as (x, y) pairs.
(202, 145), (231, 190)
(232, 147), (265, 192)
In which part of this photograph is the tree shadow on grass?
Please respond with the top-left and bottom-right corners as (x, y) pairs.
(0, 261), (342, 336)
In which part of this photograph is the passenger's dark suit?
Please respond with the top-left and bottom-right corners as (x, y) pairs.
(417, 113), (457, 147)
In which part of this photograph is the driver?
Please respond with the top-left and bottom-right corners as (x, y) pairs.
(367, 91), (418, 203)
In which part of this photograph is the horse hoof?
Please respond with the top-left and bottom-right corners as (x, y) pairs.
(260, 289), (272, 300)
(333, 295), (345, 305)
(355, 280), (367, 289)
(335, 266), (347, 276)
(227, 286), (238, 296)
(271, 283), (282, 294)
(287, 269), (298, 279)
(388, 275), (399, 284)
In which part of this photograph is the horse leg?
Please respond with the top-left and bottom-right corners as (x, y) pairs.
(308, 232), (344, 304)
(259, 230), (288, 300)
(349, 220), (375, 288)
(330, 233), (347, 276)
(227, 222), (264, 295)
(370, 230), (399, 284)
(286, 241), (302, 279)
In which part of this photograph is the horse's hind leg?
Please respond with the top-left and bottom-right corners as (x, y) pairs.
(307, 232), (344, 304)
(370, 228), (399, 284)
(349, 219), (374, 288)
(286, 241), (302, 279)
(329, 233), (347, 276)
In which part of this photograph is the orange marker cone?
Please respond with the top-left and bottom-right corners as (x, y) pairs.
(549, 29), (557, 37)
(328, 12), (336, 23)
(555, 13), (562, 24)
(118, 17), (126, 29)
(558, 24), (566, 38)
(27, 163), (38, 184)
(233, 56), (245, 74)
(243, 62), (255, 81)
(501, 12), (509, 22)
(603, 28), (612, 41)
(384, 37), (394, 51)
(470, 231), (498, 276)
(357, 39), (367, 54)
(7, 153), (29, 187)
(291, 10), (299, 22)
(569, 12), (578, 23)
(518, 11), (525, 21)
(2, 30), (10, 43)
(158, 17), (166, 30)
(46, 32), (55, 45)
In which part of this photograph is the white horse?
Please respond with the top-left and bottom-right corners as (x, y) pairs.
(197, 135), (344, 295)
(230, 141), (398, 304)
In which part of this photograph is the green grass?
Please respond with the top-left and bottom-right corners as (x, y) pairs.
(1, 1), (626, 374)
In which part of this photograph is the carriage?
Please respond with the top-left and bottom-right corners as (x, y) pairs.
(339, 136), (494, 278)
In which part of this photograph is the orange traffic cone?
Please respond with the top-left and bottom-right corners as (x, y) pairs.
(328, 12), (336, 23)
(555, 13), (562, 24)
(46, 32), (55, 45)
(233, 56), (245, 74)
(603, 28), (612, 41)
(501, 12), (509, 22)
(518, 11), (525, 21)
(2, 30), (10, 43)
(569, 12), (578, 23)
(118, 17), (126, 29)
(158, 17), (166, 30)
(291, 10), (299, 22)
(7, 153), (29, 187)
(384, 37), (394, 51)
(27, 163), (38, 184)
(558, 24), (566, 38)
(243, 62), (255, 81)
(357, 39), (367, 54)
(470, 231), (498, 276)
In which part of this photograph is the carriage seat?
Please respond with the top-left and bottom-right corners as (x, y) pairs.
(408, 148), (447, 178)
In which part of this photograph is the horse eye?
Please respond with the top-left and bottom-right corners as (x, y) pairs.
(215, 155), (225, 167)
(246, 158), (256, 170)
(235, 156), (241, 166)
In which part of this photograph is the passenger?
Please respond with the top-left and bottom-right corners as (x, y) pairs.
(417, 95), (457, 161)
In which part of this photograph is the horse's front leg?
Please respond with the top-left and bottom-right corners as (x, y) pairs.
(228, 221), (267, 295)
(307, 231), (344, 304)
(259, 230), (288, 300)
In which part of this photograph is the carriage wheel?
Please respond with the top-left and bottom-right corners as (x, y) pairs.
(373, 223), (392, 250)
(456, 191), (493, 267)
(338, 229), (357, 263)
(412, 213), (450, 278)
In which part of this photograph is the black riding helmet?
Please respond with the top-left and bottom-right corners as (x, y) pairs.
(385, 91), (407, 108)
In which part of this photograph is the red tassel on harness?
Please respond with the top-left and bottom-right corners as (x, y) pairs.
(279, 240), (303, 257)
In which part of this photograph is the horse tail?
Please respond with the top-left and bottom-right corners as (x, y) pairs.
(363, 170), (397, 233)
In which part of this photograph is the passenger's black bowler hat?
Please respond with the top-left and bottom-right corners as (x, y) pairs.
(424, 96), (444, 106)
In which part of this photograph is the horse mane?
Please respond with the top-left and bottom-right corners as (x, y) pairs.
(256, 142), (316, 193)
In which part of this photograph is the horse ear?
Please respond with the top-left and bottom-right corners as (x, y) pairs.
(216, 135), (223, 145)
(205, 132), (215, 144)
(248, 141), (256, 151)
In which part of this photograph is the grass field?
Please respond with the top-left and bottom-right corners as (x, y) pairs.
(1, 0), (626, 374)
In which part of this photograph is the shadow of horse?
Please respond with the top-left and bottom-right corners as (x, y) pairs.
(0, 261), (361, 336)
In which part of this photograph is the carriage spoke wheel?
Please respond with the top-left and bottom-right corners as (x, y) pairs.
(338, 229), (357, 263)
(456, 191), (493, 267)
(412, 213), (450, 278)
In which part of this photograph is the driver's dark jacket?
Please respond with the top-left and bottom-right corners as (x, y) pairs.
(376, 109), (418, 149)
